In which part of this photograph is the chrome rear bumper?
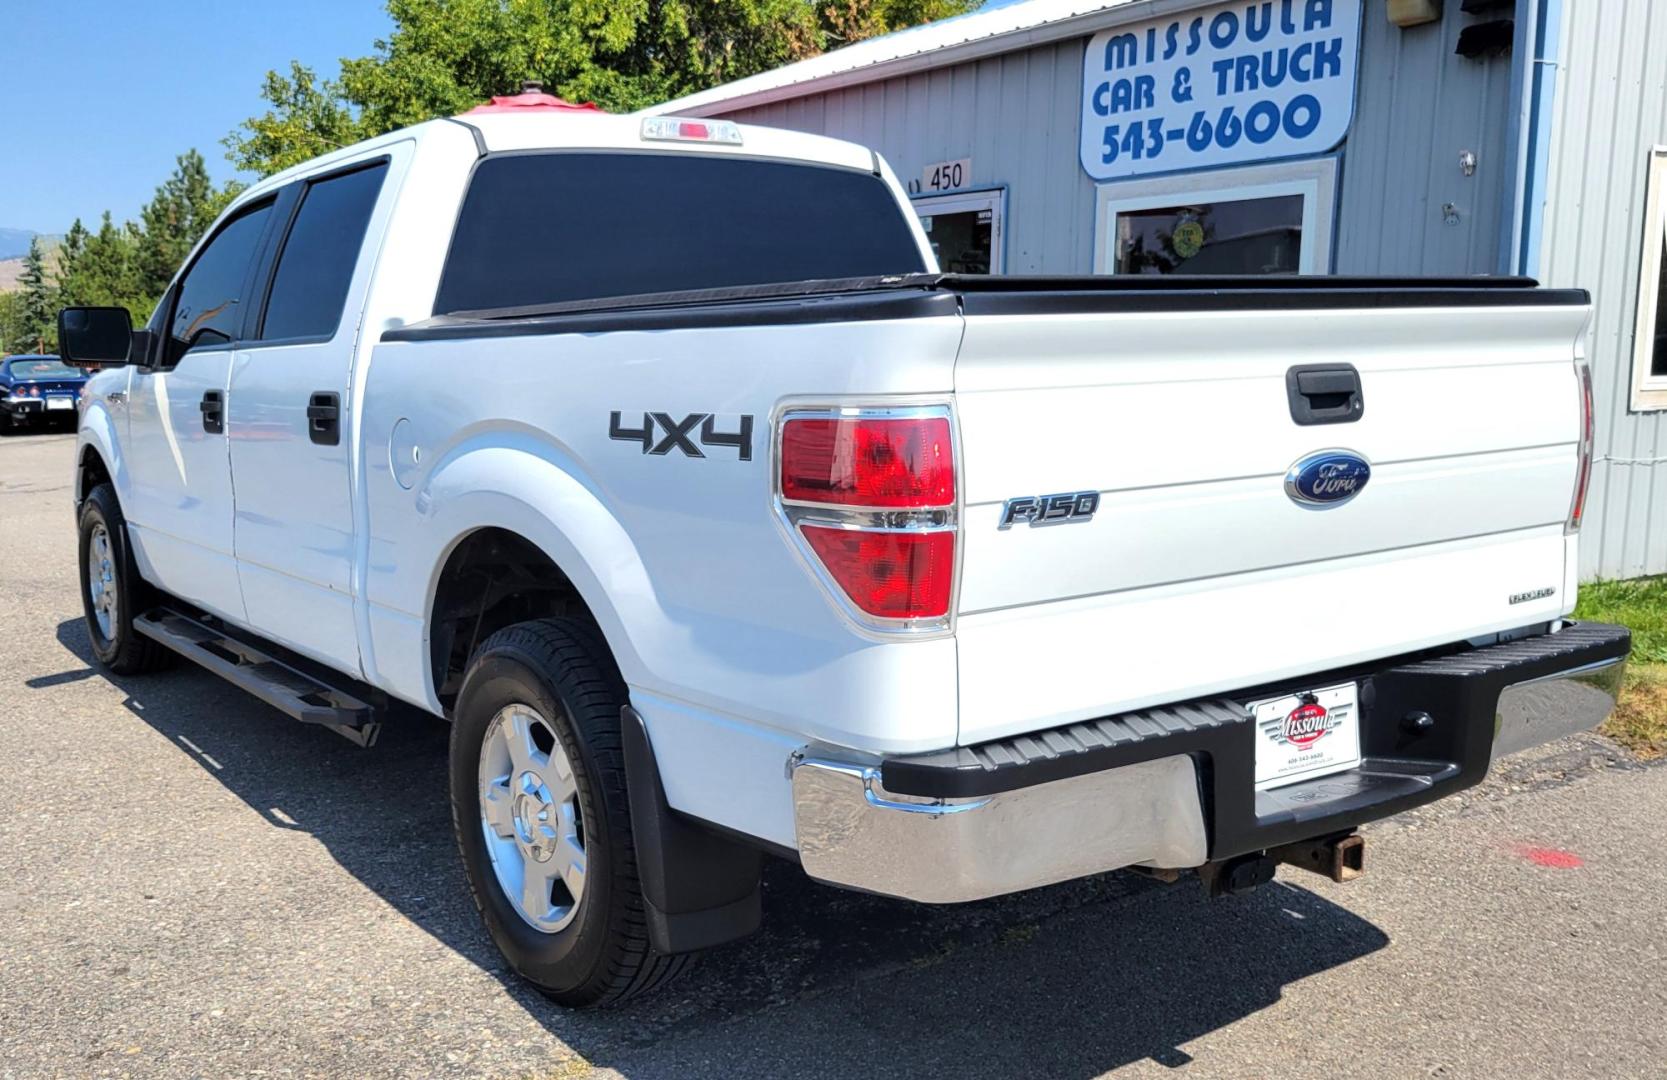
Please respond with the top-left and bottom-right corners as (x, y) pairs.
(790, 622), (1631, 904)
(790, 753), (1207, 904)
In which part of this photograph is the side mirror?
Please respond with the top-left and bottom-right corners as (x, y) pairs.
(57, 306), (135, 369)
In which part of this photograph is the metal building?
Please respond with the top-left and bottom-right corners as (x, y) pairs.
(656, 0), (1667, 581)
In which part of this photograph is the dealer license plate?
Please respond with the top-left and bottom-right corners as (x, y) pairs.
(1251, 682), (1361, 791)
(46, 397), (73, 410)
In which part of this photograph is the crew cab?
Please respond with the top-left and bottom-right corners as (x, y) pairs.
(56, 94), (1632, 1007)
(1, 354), (87, 432)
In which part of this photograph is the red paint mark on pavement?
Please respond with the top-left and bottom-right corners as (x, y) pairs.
(1514, 844), (1584, 869)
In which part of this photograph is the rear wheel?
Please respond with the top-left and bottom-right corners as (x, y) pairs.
(77, 484), (170, 674)
(450, 618), (692, 1007)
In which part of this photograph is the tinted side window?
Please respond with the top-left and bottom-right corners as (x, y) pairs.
(434, 153), (927, 314)
(167, 201), (274, 366)
(260, 163), (389, 341)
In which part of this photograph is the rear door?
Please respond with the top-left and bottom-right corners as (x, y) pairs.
(226, 154), (395, 673)
(950, 288), (1591, 745)
(124, 198), (279, 622)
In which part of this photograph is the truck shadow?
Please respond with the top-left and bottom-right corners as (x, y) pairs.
(55, 617), (1390, 1078)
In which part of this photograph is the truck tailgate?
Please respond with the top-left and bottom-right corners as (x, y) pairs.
(951, 285), (1590, 745)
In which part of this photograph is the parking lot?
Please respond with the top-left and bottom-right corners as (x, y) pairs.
(2, 428), (1665, 1080)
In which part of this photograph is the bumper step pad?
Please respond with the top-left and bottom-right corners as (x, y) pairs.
(883, 622), (1631, 861)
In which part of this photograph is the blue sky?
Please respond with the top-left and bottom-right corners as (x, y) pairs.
(0, 0), (392, 234)
(2, 0), (1024, 237)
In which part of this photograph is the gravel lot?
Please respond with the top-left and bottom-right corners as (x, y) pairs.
(3, 429), (1664, 1080)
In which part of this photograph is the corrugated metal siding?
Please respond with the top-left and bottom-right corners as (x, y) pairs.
(1541, 0), (1667, 581)
(1333, 6), (1514, 276)
(720, 5), (1518, 278)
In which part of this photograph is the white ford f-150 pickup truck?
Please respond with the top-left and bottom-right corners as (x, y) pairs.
(57, 98), (1631, 1007)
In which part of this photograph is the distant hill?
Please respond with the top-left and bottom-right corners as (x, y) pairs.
(0, 228), (36, 260)
(0, 257), (23, 292)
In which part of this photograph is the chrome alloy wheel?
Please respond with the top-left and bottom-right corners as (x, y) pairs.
(478, 704), (587, 933)
(86, 523), (117, 641)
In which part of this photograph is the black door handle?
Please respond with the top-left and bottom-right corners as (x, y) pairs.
(307, 391), (341, 446)
(1286, 364), (1364, 426)
(200, 390), (224, 434)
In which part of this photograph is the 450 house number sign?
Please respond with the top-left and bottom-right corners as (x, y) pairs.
(1079, 0), (1361, 180)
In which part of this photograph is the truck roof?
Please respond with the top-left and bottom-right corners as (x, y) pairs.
(235, 93), (879, 210)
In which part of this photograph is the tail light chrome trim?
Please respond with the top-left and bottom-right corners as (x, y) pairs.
(1566, 355), (1594, 535)
(772, 403), (961, 637)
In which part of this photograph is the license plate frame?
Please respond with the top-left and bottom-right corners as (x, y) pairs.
(45, 397), (74, 411)
(1250, 682), (1362, 791)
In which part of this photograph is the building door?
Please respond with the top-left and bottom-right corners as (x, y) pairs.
(912, 189), (1006, 274)
(1094, 158), (1338, 276)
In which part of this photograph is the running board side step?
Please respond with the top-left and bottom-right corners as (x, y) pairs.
(133, 608), (382, 747)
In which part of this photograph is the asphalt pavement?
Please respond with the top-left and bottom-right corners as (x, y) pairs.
(2, 429), (1663, 1080)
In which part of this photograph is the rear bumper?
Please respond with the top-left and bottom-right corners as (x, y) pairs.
(791, 621), (1630, 903)
(3, 398), (74, 418)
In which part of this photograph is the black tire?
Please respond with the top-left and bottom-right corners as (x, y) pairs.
(77, 484), (171, 675)
(450, 617), (692, 1007)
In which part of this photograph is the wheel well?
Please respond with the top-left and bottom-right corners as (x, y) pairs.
(429, 528), (600, 708)
(78, 446), (112, 504)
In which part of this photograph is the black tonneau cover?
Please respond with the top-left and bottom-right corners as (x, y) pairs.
(383, 273), (1589, 343)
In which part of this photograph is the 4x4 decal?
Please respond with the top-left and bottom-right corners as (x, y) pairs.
(609, 411), (754, 461)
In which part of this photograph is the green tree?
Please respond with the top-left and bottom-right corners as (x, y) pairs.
(57, 213), (149, 316)
(227, 0), (978, 178)
(0, 290), (28, 355)
(16, 238), (57, 353)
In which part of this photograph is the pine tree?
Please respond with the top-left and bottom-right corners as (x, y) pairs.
(17, 238), (56, 353)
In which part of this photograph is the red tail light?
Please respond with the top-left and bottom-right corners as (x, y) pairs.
(781, 417), (954, 508)
(800, 527), (955, 619)
(1566, 361), (1594, 535)
(777, 409), (957, 628)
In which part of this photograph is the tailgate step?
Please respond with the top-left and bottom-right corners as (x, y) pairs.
(133, 608), (381, 747)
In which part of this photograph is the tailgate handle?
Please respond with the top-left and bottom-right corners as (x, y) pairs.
(1287, 364), (1364, 426)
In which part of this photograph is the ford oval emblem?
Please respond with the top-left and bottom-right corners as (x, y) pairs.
(1285, 450), (1371, 508)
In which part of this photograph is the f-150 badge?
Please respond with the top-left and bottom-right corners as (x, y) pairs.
(999, 490), (1100, 529)
(609, 411), (753, 461)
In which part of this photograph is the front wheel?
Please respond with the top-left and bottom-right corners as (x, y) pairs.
(77, 484), (170, 674)
(449, 618), (692, 1007)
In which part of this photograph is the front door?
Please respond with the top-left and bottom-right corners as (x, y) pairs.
(123, 198), (278, 622)
(228, 157), (392, 673)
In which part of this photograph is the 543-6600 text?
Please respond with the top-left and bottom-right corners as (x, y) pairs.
(1100, 92), (1322, 165)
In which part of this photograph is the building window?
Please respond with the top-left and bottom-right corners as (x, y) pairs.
(1632, 147), (1667, 412)
(1093, 157), (1338, 276)
(913, 188), (1005, 275)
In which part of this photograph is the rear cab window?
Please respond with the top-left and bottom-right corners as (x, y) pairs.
(433, 151), (927, 315)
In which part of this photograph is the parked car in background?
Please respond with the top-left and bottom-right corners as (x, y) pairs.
(0, 355), (88, 433)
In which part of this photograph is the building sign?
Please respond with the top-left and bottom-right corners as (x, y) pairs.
(1079, 0), (1361, 181)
